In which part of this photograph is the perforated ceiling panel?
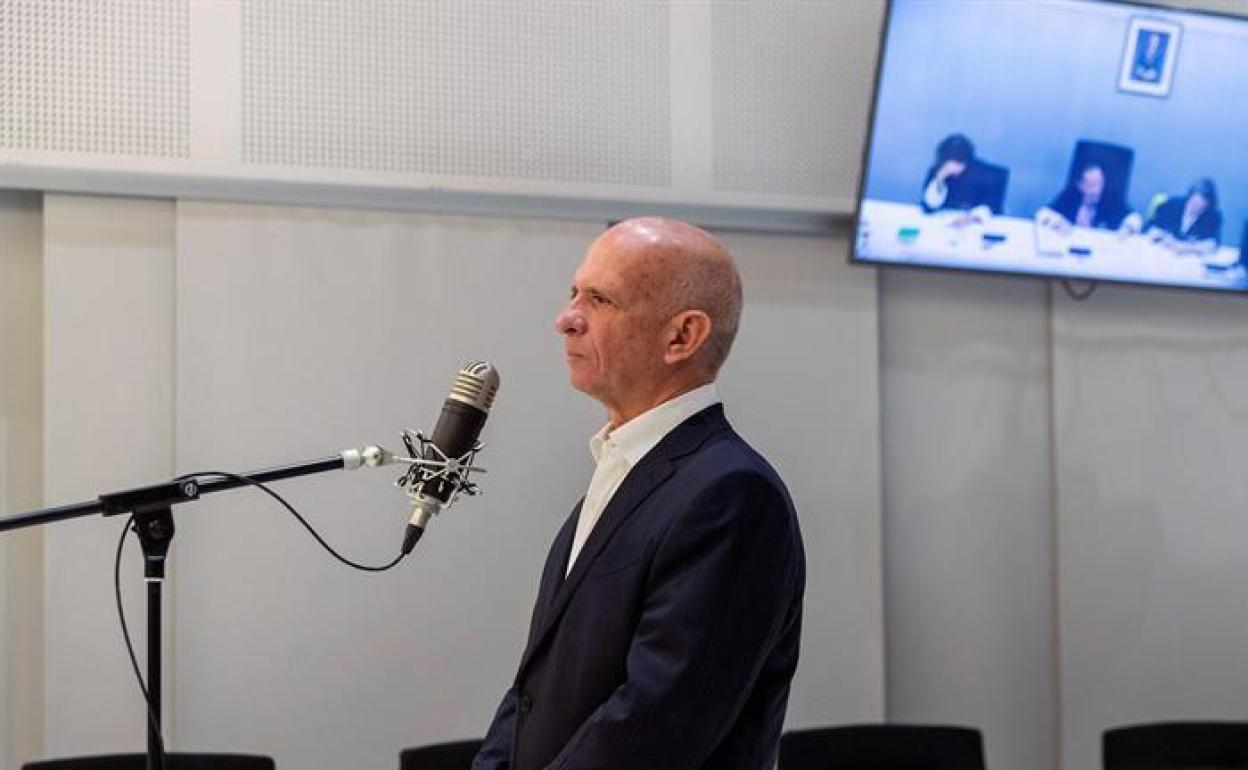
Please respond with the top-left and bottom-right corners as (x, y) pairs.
(0, 0), (189, 157)
(712, 0), (881, 199)
(242, 0), (671, 187)
(0, 1), (877, 228)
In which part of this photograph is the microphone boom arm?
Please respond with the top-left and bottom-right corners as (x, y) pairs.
(0, 431), (488, 536)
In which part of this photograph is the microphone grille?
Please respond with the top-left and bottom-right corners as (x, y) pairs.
(449, 361), (500, 412)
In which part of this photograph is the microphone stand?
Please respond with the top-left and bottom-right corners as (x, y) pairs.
(0, 453), (362, 770)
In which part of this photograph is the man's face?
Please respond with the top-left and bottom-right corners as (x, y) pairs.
(554, 237), (668, 419)
(1078, 167), (1105, 201)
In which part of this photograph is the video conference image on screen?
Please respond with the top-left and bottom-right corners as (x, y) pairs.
(854, 0), (1248, 293)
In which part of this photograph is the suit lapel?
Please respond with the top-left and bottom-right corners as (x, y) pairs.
(522, 501), (580, 654)
(543, 503), (580, 612)
(515, 405), (729, 680)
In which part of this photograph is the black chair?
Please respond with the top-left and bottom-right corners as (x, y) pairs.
(399, 739), (483, 770)
(779, 724), (986, 770)
(1104, 721), (1248, 769)
(23, 754), (274, 770)
(975, 161), (1010, 216)
(1067, 139), (1135, 204)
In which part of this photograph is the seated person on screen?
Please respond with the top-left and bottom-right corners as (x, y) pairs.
(1146, 178), (1223, 257)
(1036, 163), (1142, 235)
(920, 133), (994, 226)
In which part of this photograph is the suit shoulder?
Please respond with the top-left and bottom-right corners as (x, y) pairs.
(681, 429), (792, 502)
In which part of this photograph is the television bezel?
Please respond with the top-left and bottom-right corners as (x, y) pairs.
(849, 0), (1248, 295)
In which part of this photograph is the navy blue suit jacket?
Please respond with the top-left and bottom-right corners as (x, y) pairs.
(473, 404), (805, 770)
(1148, 196), (1223, 244)
(1048, 185), (1132, 230)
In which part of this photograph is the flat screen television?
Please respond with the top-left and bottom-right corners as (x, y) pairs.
(852, 0), (1248, 293)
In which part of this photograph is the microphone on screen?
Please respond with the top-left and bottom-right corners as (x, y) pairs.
(399, 361), (501, 555)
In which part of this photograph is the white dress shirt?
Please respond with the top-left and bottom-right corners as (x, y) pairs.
(1180, 207), (1198, 236)
(923, 177), (992, 224)
(922, 177), (949, 211)
(565, 382), (721, 576)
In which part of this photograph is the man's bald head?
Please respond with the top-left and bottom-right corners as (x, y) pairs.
(593, 217), (743, 376)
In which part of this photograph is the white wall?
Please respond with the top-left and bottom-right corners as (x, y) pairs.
(879, 269), (1056, 770)
(42, 194), (176, 757)
(27, 190), (1248, 770)
(29, 198), (883, 769)
(18, 167), (1248, 770)
(1053, 286), (1248, 770)
(0, 191), (45, 769)
(717, 229), (884, 726)
(171, 205), (607, 767)
(876, 269), (1248, 770)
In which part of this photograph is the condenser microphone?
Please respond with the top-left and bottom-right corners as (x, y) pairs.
(402, 361), (500, 554)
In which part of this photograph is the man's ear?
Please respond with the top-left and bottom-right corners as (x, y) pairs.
(662, 310), (712, 365)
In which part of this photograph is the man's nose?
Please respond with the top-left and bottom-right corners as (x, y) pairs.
(555, 305), (587, 335)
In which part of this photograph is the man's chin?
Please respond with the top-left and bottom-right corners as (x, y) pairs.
(566, 372), (600, 399)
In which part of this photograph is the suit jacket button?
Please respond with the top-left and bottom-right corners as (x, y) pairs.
(519, 692), (533, 714)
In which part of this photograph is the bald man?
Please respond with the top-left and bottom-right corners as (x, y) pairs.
(473, 218), (805, 770)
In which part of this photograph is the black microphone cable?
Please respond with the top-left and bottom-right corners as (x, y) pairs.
(179, 470), (406, 572)
(113, 470), (407, 753)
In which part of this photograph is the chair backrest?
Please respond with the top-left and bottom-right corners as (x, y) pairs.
(975, 161), (1010, 216)
(399, 739), (483, 770)
(1104, 721), (1248, 769)
(779, 724), (986, 770)
(1067, 140), (1135, 204)
(23, 753), (274, 770)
